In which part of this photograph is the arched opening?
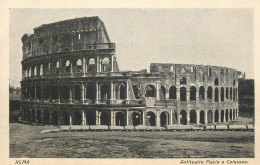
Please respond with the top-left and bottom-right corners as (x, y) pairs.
(226, 87), (229, 99)
(74, 85), (81, 101)
(30, 86), (35, 99)
(215, 88), (219, 102)
(172, 112), (178, 124)
(44, 86), (51, 99)
(36, 110), (41, 123)
(132, 112), (142, 126)
(116, 85), (126, 99)
(160, 86), (166, 100)
(62, 111), (70, 125)
(86, 111), (96, 125)
(145, 85), (156, 97)
(100, 85), (110, 101)
(101, 57), (110, 72)
(55, 60), (59, 74)
(86, 85), (96, 101)
(200, 111), (205, 124)
(51, 110), (59, 125)
(31, 109), (35, 122)
(61, 86), (70, 100)
(180, 87), (186, 101)
(230, 88), (232, 102)
(230, 109), (232, 121)
(214, 78), (219, 85)
(221, 110), (224, 122)
(160, 111), (169, 126)
(207, 110), (213, 123)
(100, 111), (110, 125)
(52, 86), (58, 100)
(40, 64), (43, 75)
(207, 86), (212, 100)
(73, 111), (82, 125)
(190, 86), (196, 101)
(233, 88), (236, 101)
(88, 58), (96, 73)
(36, 86), (41, 99)
(65, 60), (71, 73)
(180, 110), (187, 125)
(147, 111), (156, 126)
(199, 86), (205, 100)
(233, 109), (236, 120)
(221, 87), (224, 101)
(115, 112), (125, 126)
(169, 86), (176, 99)
(180, 77), (187, 84)
(43, 110), (50, 124)
(215, 110), (219, 122)
(133, 85), (141, 99)
(190, 110), (196, 124)
(76, 59), (82, 73)
(26, 109), (30, 121)
(225, 109), (229, 122)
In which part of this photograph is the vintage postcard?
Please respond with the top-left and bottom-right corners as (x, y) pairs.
(2, 1), (260, 165)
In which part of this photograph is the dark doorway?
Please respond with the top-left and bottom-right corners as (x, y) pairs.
(62, 111), (70, 125)
(86, 111), (96, 125)
(43, 110), (50, 124)
(100, 111), (110, 125)
(51, 110), (59, 125)
(190, 110), (196, 124)
(215, 110), (219, 122)
(147, 112), (156, 126)
(200, 111), (205, 124)
(160, 112), (169, 126)
(115, 112), (125, 126)
(180, 110), (187, 125)
(73, 111), (82, 125)
(132, 112), (141, 126)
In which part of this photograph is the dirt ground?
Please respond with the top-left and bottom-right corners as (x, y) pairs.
(9, 123), (254, 158)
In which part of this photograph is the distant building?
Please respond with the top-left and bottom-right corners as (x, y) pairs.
(20, 16), (240, 127)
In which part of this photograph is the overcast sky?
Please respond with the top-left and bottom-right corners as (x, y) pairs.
(9, 9), (254, 87)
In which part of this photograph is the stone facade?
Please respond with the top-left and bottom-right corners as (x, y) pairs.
(20, 16), (240, 127)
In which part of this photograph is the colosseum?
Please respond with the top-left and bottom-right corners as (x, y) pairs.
(20, 16), (240, 130)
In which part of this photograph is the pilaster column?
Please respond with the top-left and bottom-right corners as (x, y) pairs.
(125, 81), (130, 102)
(98, 112), (101, 125)
(223, 110), (226, 122)
(177, 111), (181, 124)
(156, 110), (160, 127)
(187, 111), (190, 125)
(96, 82), (99, 103)
(69, 114), (72, 125)
(165, 89), (169, 100)
(110, 82), (114, 100)
(205, 89), (207, 102)
(212, 110), (215, 124)
(218, 110), (221, 122)
(81, 83), (85, 103)
(156, 82), (160, 100)
(82, 110), (85, 125)
(196, 109), (200, 125)
(69, 84), (72, 103)
(126, 110), (129, 126)
(111, 55), (114, 72)
(110, 110), (114, 126)
(186, 89), (190, 102)
(83, 57), (86, 76)
(169, 109), (173, 125)
(212, 88), (215, 102)
(142, 111), (146, 125)
(96, 56), (100, 73)
(176, 88), (180, 101)
(205, 109), (208, 124)
(96, 110), (99, 125)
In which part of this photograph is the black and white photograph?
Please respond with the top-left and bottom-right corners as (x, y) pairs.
(6, 5), (257, 164)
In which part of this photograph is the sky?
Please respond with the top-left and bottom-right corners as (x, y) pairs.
(9, 9), (254, 87)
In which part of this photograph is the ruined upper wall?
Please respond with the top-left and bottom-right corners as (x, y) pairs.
(21, 16), (113, 60)
(148, 63), (241, 87)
